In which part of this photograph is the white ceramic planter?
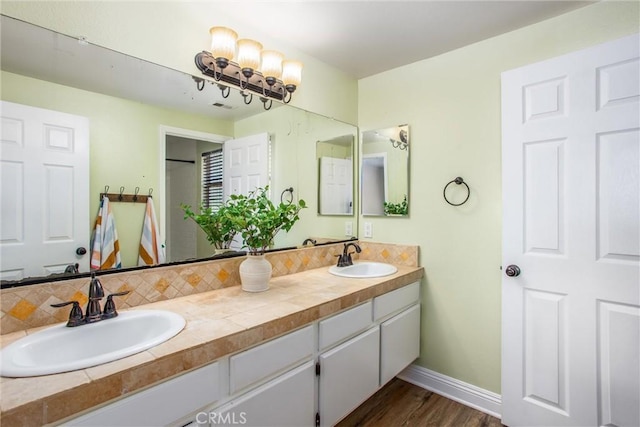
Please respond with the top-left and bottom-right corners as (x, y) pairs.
(239, 254), (272, 292)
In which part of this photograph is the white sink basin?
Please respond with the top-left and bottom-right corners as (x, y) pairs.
(329, 262), (398, 278)
(0, 310), (185, 377)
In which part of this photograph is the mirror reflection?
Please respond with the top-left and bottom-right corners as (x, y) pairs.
(317, 135), (354, 215)
(0, 16), (358, 287)
(361, 124), (409, 216)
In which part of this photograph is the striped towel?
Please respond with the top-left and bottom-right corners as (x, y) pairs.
(138, 198), (165, 266)
(90, 196), (122, 270)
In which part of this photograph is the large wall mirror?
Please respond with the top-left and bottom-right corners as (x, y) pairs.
(361, 125), (409, 216)
(0, 15), (358, 287)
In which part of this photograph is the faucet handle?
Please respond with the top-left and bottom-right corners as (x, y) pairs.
(51, 301), (84, 327)
(102, 291), (130, 319)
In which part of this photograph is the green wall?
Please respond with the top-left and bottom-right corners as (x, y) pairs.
(1, 71), (233, 267)
(358, 1), (639, 393)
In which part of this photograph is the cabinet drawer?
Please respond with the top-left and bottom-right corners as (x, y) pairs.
(373, 281), (420, 321)
(230, 325), (314, 394)
(67, 361), (220, 426)
(319, 301), (372, 351)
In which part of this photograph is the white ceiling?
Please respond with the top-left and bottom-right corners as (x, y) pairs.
(220, 0), (595, 78)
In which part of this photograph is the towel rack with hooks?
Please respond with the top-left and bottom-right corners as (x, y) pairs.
(99, 186), (153, 203)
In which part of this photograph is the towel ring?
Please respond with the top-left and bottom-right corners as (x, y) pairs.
(280, 187), (294, 205)
(443, 177), (470, 206)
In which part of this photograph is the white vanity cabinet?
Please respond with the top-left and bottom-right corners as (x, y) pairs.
(65, 281), (421, 427)
(317, 282), (421, 426)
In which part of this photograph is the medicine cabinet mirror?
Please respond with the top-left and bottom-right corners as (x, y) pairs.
(361, 124), (409, 217)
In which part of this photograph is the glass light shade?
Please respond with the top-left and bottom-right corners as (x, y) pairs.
(209, 27), (237, 60)
(260, 50), (284, 79)
(282, 60), (303, 87)
(237, 39), (263, 71)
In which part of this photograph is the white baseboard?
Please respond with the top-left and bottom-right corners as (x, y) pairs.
(397, 364), (502, 419)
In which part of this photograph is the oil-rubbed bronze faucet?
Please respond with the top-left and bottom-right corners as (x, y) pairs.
(85, 273), (105, 323)
(336, 242), (362, 267)
(51, 273), (130, 327)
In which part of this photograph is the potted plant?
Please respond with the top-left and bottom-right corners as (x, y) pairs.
(226, 186), (306, 292)
(181, 203), (237, 254)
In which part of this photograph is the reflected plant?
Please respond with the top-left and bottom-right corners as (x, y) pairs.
(181, 203), (237, 250)
(226, 186), (306, 255)
(384, 195), (408, 216)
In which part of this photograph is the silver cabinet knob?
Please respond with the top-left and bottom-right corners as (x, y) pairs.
(505, 265), (521, 277)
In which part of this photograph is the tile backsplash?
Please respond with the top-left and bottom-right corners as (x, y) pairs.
(0, 241), (418, 334)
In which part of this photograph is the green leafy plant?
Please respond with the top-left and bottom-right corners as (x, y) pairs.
(181, 203), (237, 250)
(384, 195), (408, 216)
(226, 186), (307, 255)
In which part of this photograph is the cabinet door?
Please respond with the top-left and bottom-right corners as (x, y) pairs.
(211, 362), (315, 427)
(319, 327), (380, 427)
(380, 304), (421, 385)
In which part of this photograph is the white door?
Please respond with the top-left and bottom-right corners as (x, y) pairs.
(223, 132), (269, 198)
(319, 156), (353, 215)
(502, 34), (639, 427)
(223, 133), (269, 251)
(0, 101), (90, 280)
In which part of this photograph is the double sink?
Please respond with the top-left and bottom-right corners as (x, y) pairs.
(1, 262), (396, 378)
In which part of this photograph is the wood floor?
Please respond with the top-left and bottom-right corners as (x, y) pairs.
(336, 378), (504, 427)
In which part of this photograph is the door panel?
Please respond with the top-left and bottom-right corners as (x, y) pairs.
(596, 129), (639, 262)
(0, 101), (89, 279)
(501, 34), (639, 426)
(597, 301), (640, 427)
(223, 132), (269, 198)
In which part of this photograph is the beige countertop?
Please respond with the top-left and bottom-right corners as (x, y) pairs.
(0, 264), (424, 425)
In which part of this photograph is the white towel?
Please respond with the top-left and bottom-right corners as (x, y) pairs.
(138, 198), (165, 266)
(90, 196), (122, 270)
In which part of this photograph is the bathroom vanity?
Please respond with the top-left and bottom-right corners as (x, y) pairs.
(0, 262), (423, 426)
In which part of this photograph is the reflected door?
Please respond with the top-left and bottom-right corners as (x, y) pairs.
(223, 133), (269, 197)
(0, 101), (89, 280)
(319, 157), (352, 215)
(223, 132), (269, 250)
(501, 35), (639, 426)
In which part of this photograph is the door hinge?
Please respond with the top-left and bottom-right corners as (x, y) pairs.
(315, 362), (321, 376)
(315, 412), (320, 427)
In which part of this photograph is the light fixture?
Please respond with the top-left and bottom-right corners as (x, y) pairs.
(195, 27), (302, 110)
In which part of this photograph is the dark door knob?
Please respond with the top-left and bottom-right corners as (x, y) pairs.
(76, 247), (87, 256)
(505, 265), (521, 277)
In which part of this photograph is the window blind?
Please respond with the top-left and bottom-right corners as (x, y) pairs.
(202, 148), (223, 209)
